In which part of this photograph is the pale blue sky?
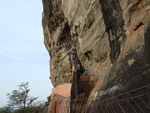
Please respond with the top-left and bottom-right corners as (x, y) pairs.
(0, 0), (53, 107)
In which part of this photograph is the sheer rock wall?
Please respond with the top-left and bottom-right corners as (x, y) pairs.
(42, 0), (150, 102)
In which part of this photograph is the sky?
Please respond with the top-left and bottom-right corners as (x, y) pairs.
(0, 0), (53, 107)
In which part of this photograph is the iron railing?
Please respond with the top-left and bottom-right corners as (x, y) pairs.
(84, 84), (150, 113)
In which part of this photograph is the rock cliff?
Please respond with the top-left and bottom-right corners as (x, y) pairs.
(42, 0), (150, 112)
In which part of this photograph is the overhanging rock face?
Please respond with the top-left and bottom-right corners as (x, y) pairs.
(42, 0), (150, 112)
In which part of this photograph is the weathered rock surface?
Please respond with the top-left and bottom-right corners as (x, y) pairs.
(49, 84), (71, 113)
(42, 0), (150, 110)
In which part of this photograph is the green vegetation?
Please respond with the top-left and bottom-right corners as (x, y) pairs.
(0, 82), (49, 113)
(0, 106), (12, 113)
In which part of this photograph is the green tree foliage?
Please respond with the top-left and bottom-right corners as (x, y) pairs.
(26, 101), (45, 113)
(0, 106), (11, 113)
(11, 101), (45, 113)
(6, 82), (38, 113)
(47, 95), (51, 103)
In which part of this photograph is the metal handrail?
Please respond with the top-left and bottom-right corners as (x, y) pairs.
(85, 84), (150, 113)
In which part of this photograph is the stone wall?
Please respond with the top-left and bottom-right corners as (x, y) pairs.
(48, 83), (71, 113)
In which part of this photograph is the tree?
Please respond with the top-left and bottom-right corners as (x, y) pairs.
(47, 95), (51, 103)
(27, 101), (46, 113)
(0, 106), (11, 113)
(6, 82), (38, 113)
